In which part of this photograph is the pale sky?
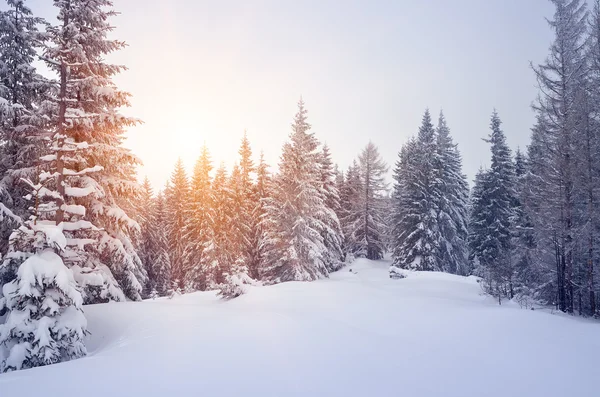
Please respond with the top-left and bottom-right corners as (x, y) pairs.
(25, 0), (555, 189)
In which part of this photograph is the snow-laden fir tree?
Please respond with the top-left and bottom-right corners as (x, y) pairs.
(468, 111), (517, 302)
(260, 99), (330, 282)
(220, 163), (253, 290)
(229, 133), (256, 278)
(38, 0), (147, 301)
(150, 191), (172, 296)
(391, 110), (440, 271)
(317, 144), (345, 272)
(137, 178), (171, 297)
(248, 152), (271, 279)
(182, 145), (213, 291)
(0, 0), (49, 258)
(165, 158), (189, 289)
(338, 160), (363, 260)
(137, 177), (155, 296)
(204, 163), (232, 287)
(511, 149), (537, 303)
(434, 111), (470, 275)
(0, 173), (87, 372)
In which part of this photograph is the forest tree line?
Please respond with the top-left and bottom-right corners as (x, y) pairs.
(0, 0), (599, 373)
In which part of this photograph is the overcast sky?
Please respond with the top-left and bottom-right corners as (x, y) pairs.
(25, 0), (556, 189)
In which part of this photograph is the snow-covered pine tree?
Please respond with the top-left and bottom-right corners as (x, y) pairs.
(434, 111), (470, 275)
(317, 144), (345, 272)
(511, 148), (537, 303)
(150, 191), (171, 296)
(0, 0), (49, 258)
(182, 145), (213, 291)
(391, 110), (440, 272)
(248, 152), (270, 279)
(0, 170), (87, 372)
(338, 160), (363, 260)
(260, 99), (329, 282)
(165, 158), (189, 289)
(39, 0), (147, 301)
(216, 160), (256, 299)
(530, 0), (589, 313)
(468, 111), (517, 302)
(354, 142), (389, 260)
(204, 163), (232, 287)
(231, 133), (256, 276)
(137, 177), (156, 296)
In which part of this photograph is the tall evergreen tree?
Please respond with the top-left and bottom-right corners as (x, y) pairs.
(0, 0), (49, 257)
(165, 158), (189, 288)
(249, 152), (270, 279)
(468, 111), (517, 301)
(434, 111), (470, 275)
(34, 0), (149, 301)
(182, 145), (213, 291)
(338, 160), (363, 259)
(391, 110), (440, 271)
(317, 144), (345, 272)
(260, 99), (330, 282)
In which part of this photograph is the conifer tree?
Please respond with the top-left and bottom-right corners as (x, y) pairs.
(204, 163), (231, 287)
(260, 99), (329, 282)
(182, 145), (213, 290)
(248, 153), (270, 279)
(434, 111), (470, 275)
(391, 110), (440, 271)
(0, 0), (49, 257)
(150, 191), (172, 296)
(37, 0), (147, 301)
(468, 111), (516, 301)
(338, 160), (363, 260)
(317, 144), (345, 272)
(165, 159), (189, 289)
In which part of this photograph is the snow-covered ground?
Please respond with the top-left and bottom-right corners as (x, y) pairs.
(1, 258), (598, 397)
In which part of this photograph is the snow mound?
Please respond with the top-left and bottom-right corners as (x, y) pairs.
(0, 258), (598, 396)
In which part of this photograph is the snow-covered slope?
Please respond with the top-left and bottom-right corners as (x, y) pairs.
(1, 259), (598, 397)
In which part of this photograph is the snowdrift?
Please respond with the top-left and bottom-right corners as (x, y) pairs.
(1, 259), (598, 397)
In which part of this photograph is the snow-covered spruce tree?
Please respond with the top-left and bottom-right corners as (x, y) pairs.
(137, 177), (171, 297)
(248, 152), (271, 279)
(182, 145), (213, 291)
(220, 163), (253, 287)
(391, 110), (440, 272)
(317, 144), (345, 272)
(260, 99), (330, 282)
(137, 177), (155, 296)
(511, 149), (537, 303)
(353, 142), (389, 260)
(216, 162), (256, 300)
(204, 163), (232, 287)
(165, 158), (189, 289)
(0, 0), (49, 259)
(150, 191), (171, 296)
(40, 0), (147, 302)
(468, 111), (517, 302)
(530, 0), (589, 313)
(227, 133), (256, 280)
(0, 179), (87, 372)
(338, 160), (364, 260)
(434, 111), (470, 275)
